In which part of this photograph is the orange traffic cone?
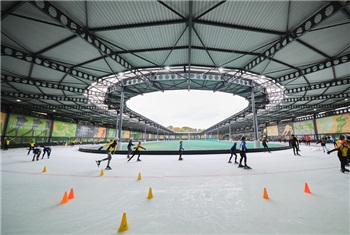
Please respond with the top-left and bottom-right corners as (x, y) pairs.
(61, 192), (69, 204)
(262, 187), (269, 199)
(68, 188), (75, 199)
(304, 182), (311, 194)
(118, 212), (128, 232)
(100, 169), (104, 176)
(42, 166), (47, 173)
(137, 172), (142, 181)
(147, 187), (153, 199)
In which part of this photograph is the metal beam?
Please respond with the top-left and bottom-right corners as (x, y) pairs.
(285, 77), (350, 95)
(1, 74), (92, 95)
(277, 53), (350, 83)
(1, 91), (88, 103)
(243, 1), (347, 71)
(1, 45), (98, 82)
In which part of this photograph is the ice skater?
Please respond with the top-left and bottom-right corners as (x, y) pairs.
(228, 141), (238, 163)
(327, 135), (350, 173)
(128, 141), (146, 162)
(316, 138), (329, 153)
(41, 146), (52, 159)
(127, 137), (134, 159)
(32, 147), (42, 161)
(96, 138), (118, 170)
(178, 141), (184, 161)
(238, 137), (251, 169)
(289, 134), (300, 156)
(262, 136), (270, 152)
(27, 141), (36, 155)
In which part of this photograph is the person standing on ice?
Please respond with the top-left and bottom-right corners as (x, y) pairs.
(228, 141), (238, 163)
(238, 137), (251, 169)
(178, 141), (184, 161)
(96, 138), (118, 170)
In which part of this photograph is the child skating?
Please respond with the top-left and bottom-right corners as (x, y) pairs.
(179, 141), (184, 161)
(238, 136), (251, 169)
(95, 138), (118, 170)
(128, 141), (146, 162)
(41, 146), (52, 159)
(228, 141), (238, 163)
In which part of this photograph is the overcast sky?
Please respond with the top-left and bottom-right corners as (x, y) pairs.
(126, 90), (249, 129)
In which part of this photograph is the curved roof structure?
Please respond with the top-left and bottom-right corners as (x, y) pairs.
(1, 1), (350, 135)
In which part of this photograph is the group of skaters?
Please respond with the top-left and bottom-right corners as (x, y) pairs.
(96, 137), (147, 170)
(27, 141), (52, 161)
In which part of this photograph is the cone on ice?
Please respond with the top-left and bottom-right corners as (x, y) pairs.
(61, 192), (69, 204)
(262, 187), (269, 199)
(304, 182), (311, 194)
(118, 212), (128, 232)
(42, 166), (47, 173)
(68, 188), (75, 199)
(147, 187), (153, 199)
(137, 172), (142, 181)
(100, 169), (104, 176)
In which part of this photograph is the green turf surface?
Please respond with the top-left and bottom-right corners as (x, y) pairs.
(121, 140), (281, 151)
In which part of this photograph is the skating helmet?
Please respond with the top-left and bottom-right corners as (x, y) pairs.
(115, 138), (119, 141)
(339, 135), (345, 140)
(241, 136), (245, 141)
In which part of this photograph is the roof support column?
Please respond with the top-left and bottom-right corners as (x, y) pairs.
(144, 124), (147, 142)
(229, 124), (232, 141)
(251, 87), (260, 148)
(117, 87), (124, 150)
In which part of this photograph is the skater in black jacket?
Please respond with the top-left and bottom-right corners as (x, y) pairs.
(41, 146), (52, 159)
(32, 147), (42, 161)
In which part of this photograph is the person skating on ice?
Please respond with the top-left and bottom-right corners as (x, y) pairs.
(289, 134), (301, 156)
(27, 141), (35, 155)
(228, 141), (238, 163)
(41, 146), (52, 159)
(262, 136), (271, 152)
(96, 138), (118, 170)
(316, 137), (329, 153)
(327, 135), (350, 173)
(128, 141), (146, 162)
(32, 147), (42, 161)
(238, 137), (251, 169)
(179, 141), (184, 161)
(127, 137), (134, 159)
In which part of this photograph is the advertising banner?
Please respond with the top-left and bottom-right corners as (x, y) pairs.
(94, 127), (107, 138)
(52, 121), (77, 137)
(6, 114), (52, 137)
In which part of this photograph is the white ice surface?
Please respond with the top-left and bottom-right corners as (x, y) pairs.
(1, 143), (349, 235)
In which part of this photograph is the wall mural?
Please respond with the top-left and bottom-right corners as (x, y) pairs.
(278, 123), (294, 136)
(293, 120), (315, 135)
(316, 113), (350, 134)
(266, 125), (278, 136)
